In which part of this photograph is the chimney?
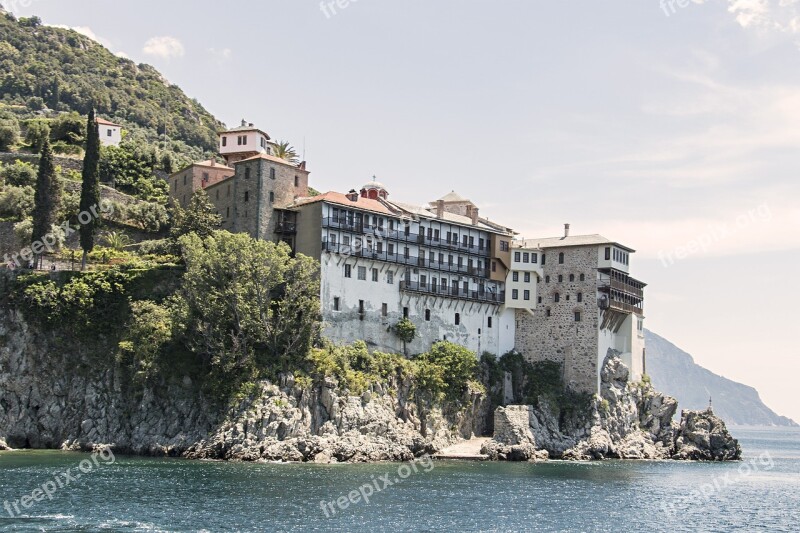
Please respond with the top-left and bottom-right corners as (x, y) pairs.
(241, 119), (247, 127)
(249, 123), (254, 128)
(210, 160), (216, 167)
(471, 206), (479, 226)
(436, 200), (445, 219)
(346, 189), (359, 202)
(564, 223), (571, 238)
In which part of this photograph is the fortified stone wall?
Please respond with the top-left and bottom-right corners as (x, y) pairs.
(515, 246), (601, 393)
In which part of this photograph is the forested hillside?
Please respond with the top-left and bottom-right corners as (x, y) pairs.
(0, 11), (223, 161)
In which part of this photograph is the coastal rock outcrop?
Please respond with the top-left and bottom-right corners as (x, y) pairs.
(483, 354), (741, 461)
(0, 306), (488, 461)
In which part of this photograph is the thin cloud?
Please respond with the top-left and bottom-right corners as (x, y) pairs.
(142, 36), (185, 59)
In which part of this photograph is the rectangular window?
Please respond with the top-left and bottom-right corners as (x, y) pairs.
(387, 271), (394, 284)
(487, 317), (493, 328)
(524, 272), (531, 283)
(425, 309), (431, 321)
(294, 176), (299, 187)
(455, 313), (460, 325)
(577, 293), (583, 303)
(575, 311), (582, 322)
(344, 265), (352, 278)
(513, 272), (519, 282)
(388, 243), (394, 255)
(404, 247), (410, 259)
(270, 168), (276, 180)
(403, 307), (409, 319)
(524, 290), (531, 301)
(107, 129), (112, 137)
(469, 236), (475, 247)
(372, 268), (379, 282)
(434, 229), (440, 241)
(605, 247), (611, 261)
(377, 242), (383, 254)
(343, 235), (351, 246)
(512, 289), (519, 300)
(358, 266), (367, 280)
(382, 303), (388, 317)
(462, 235), (468, 247)
(542, 254), (546, 266)
(359, 300), (365, 319)
(222, 137), (227, 147)
(523, 253), (530, 263)
(244, 191), (249, 202)
(420, 275), (427, 286)
(479, 238), (485, 250)
(515, 252), (521, 262)
(500, 241), (509, 252)
(531, 253), (538, 264)
(333, 297), (340, 311)
(492, 261), (497, 272)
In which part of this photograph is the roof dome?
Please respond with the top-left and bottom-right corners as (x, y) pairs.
(360, 176), (389, 200)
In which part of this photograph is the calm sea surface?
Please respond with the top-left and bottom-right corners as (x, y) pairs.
(0, 427), (798, 532)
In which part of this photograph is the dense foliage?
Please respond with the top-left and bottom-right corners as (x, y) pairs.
(170, 189), (221, 240)
(0, 14), (222, 154)
(30, 138), (61, 266)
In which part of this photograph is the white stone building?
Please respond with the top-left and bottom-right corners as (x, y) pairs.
(96, 118), (122, 147)
(290, 183), (518, 356)
(218, 120), (277, 165)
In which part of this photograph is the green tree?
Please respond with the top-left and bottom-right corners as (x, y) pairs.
(50, 111), (86, 146)
(0, 185), (35, 220)
(31, 138), (61, 268)
(0, 116), (20, 151)
(79, 107), (101, 270)
(128, 201), (168, 232)
(24, 119), (50, 153)
(393, 317), (417, 356)
(1, 160), (36, 187)
(176, 231), (321, 390)
(415, 342), (478, 401)
(170, 189), (221, 240)
(274, 141), (299, 164)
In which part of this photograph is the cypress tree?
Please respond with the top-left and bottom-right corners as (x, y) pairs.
(79, 108), (101, 270)
(31, 137), (61, 269)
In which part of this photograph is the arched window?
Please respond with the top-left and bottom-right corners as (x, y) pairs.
(558, 252), (564, 264)
(569, 274), (575, 282)
(554, 293), (561, 303)
(580, 274), (585, 282)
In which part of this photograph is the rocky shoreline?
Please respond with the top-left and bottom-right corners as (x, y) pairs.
(0, 304), (739, 463)
(481, 355), (741, 462)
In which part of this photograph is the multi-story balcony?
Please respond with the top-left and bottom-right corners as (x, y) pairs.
(598, 268), (645, 315)
(321, 218), (492, 258)
(400, 281), (505, 305)
(322, 242), (491, 278)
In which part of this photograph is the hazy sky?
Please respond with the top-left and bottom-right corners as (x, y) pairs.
(10, 0), (800, 422)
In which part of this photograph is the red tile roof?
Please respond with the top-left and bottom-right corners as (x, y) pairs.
(293, 192), (394, 215)
(96, 118), (122, 127)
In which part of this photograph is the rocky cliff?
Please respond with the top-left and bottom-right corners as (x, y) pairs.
(482, 354), (741, 461)
(0, 306), (488, 462)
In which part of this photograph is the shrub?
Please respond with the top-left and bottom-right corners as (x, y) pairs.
(415, 341), (478, 402)
(1, 160), (36, 187)
(0, 185), (34, 220)
(129, 201), (168, 232)
(0, 116), (20, 151)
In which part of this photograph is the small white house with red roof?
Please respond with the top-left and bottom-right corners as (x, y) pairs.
(96, 117), (123, 147)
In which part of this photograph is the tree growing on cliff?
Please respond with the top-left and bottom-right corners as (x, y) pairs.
(79, 108), (101, 270)
(31, 138), (61, 268)
(176, 231), (321, 391)
(393, 317), (417, 356)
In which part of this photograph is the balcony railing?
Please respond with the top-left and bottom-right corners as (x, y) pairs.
(609, 279), (644, 299)
(322, 218), (492, 257)
(275, 221), (297, 234)
(609, 299), (644, 315)
(322, 242), (491, 278)
(400, 281), (505, 304)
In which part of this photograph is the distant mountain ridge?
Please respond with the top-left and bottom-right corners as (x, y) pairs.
(645, 330), (797, 427)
